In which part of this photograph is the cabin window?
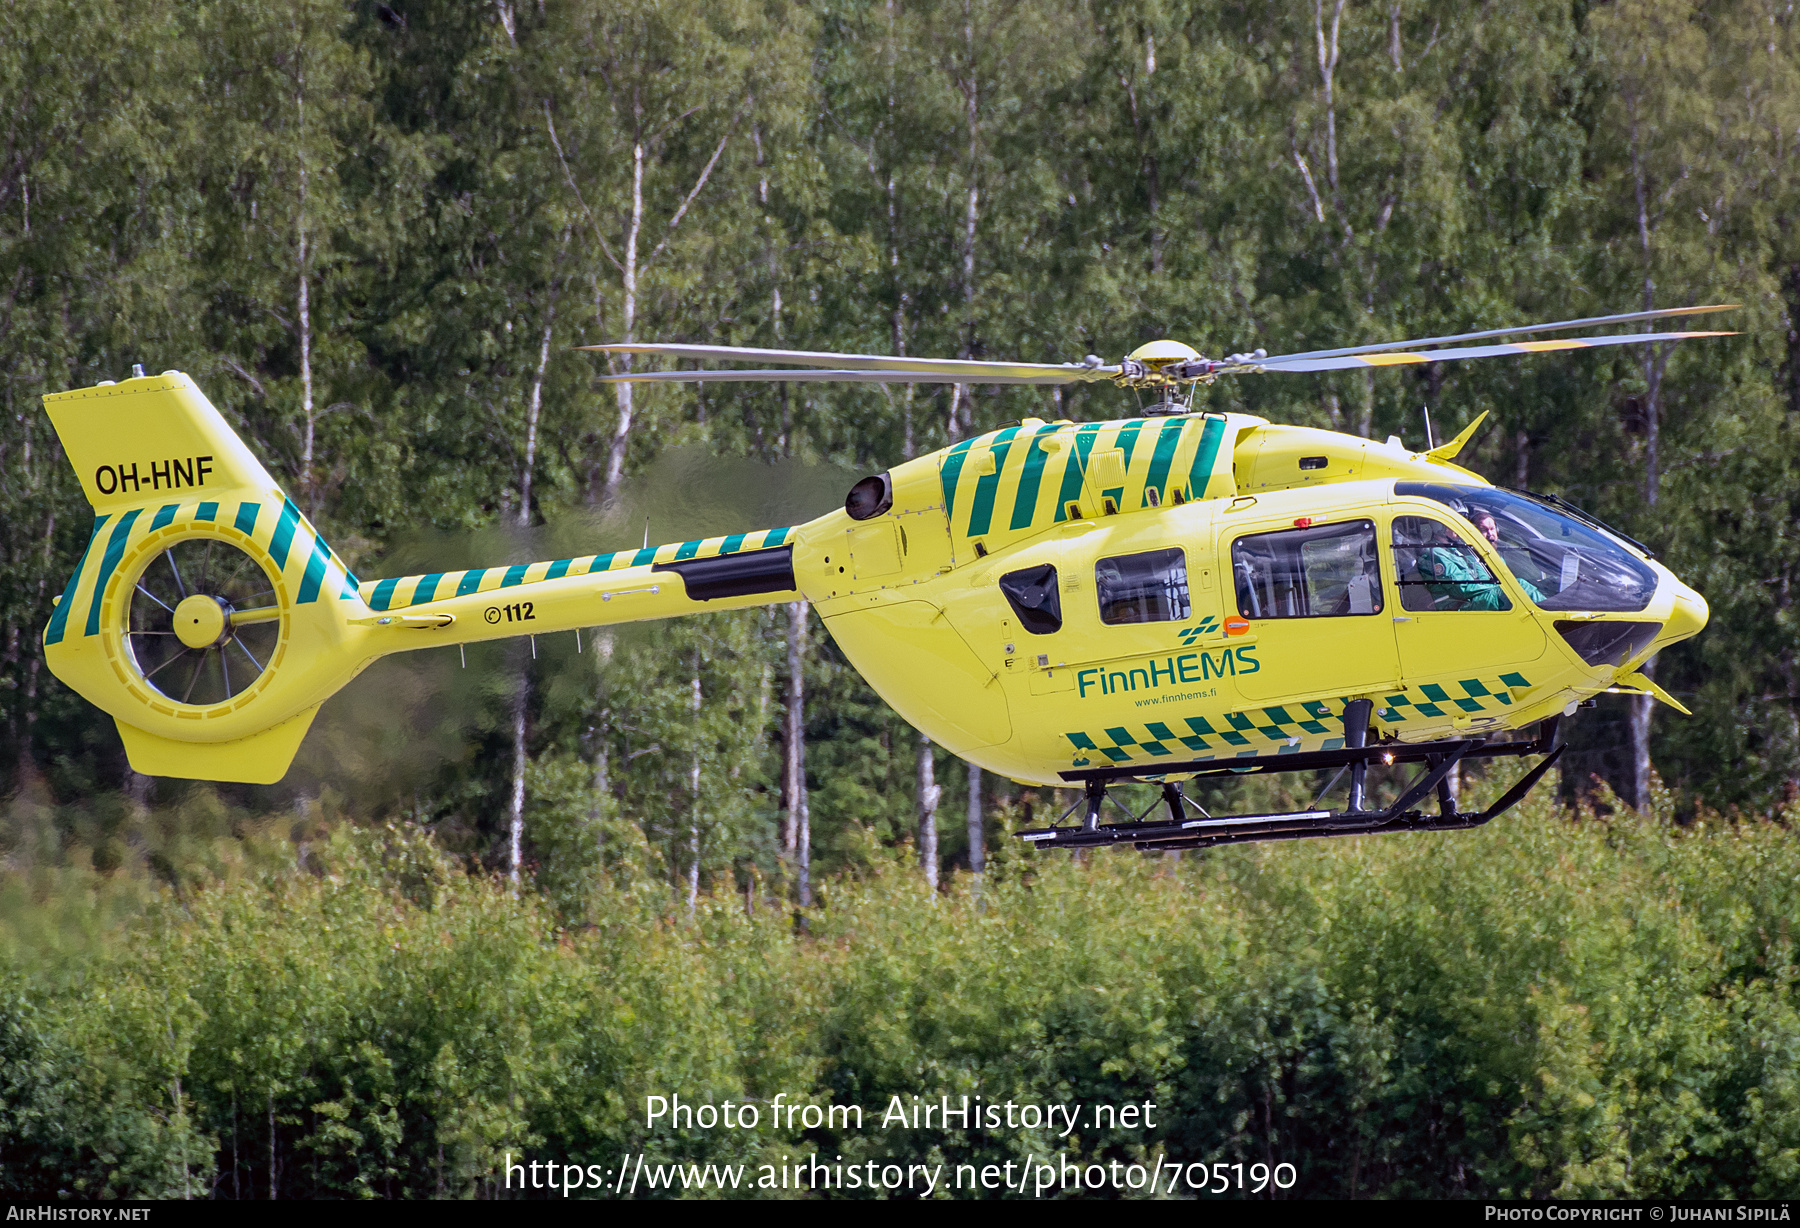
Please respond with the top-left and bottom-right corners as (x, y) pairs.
(1096, 548), (1190, 625)
(1232, 520), (1383, 618)
(999, 564), (1062, 634)
(1391, 516), (1511, 612)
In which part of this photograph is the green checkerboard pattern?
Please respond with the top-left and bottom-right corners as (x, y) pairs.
(1061, 673), (1532, 767)
(1176, 617), (1221, 646)
(1064, 699), (1348, 767)
(1376, 672), (1531, 722)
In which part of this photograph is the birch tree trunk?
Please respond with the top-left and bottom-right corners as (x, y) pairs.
(796, 745), (812, 909)
(783, 601), (810, 902)
(507, 667), (527, 891)
(590, 710), (609, 862)
(505, 293), (557, 891)
(966, 764), (984, 875)
(1315, 0), (1346, 196)
(519, 297), (557, 527)
(20, 508), (51, 778)
(688, 664), (702, 913)
(917, 731), (939, 890)
(949, 3), (979, 443)
(590, 121), (736, 502)
(1628, 106), (1664, 813)
(601, 141), (644, 503)
(295, 94), (316, 514)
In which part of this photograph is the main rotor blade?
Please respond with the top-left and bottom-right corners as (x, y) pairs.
(596, 367), (1110, 386)
(581, 341), (1118, 382)
(1255, 329), (1735, 374)
(1258, 304), (1736, 365)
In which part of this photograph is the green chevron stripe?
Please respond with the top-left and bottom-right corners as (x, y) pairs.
(269, 499), (302, 570)
(296, 529), (332, 604)
(1052, 424), (1102, 522)
(1143, 419), (1184, 503)
(46, 516), (107, 646)
(939, 435), (978, 522)
(1187, 415), (1228, 499)
(965, 425), (1023, 537)
(1115, 420), (1146, 468)
(1007, 424), (1059, 531)
(85, 509), (142, 637)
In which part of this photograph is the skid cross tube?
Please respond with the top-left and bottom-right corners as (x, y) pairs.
(1018, 732), (1564, 853)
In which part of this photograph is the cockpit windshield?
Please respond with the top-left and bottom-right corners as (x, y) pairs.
(1393, 482), (1659, 612)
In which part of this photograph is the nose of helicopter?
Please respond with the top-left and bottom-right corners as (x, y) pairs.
(1661, 579), (1709, 648)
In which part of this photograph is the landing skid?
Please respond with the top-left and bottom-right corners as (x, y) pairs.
(1017, 716), (1564, 852)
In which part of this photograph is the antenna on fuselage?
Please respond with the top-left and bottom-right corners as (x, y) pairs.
(1421, 406), (1437, 449)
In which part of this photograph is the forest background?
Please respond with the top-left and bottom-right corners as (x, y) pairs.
(1, 0), (1799, 1200)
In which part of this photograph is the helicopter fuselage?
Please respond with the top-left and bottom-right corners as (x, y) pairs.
(39, 374), (1704, 788)
(800, 412), (1706, 787)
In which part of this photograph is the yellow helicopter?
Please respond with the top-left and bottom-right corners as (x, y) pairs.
(39, 305), (1728, 851)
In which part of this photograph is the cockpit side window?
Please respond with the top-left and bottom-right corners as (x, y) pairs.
(1232, 520), (1383, 618)
(1096, 548), (1190, 625)
(1392, 516), (1511, 612)
(1394, 482), (1658, 612)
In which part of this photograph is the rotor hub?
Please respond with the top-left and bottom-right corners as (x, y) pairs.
(1126, 339), (1200, 366)
(1118, 340), (1202, 389)
(173, 594), (233, 649)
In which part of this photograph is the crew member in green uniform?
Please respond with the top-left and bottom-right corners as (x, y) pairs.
(1418, 514), (1545, 610)
(1472, 510), (1548, 604)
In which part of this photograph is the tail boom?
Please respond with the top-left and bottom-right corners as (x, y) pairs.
(352, 536), (801, 652)
(39, 371), (809, 784)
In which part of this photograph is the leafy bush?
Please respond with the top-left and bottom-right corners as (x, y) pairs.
(2, 799), (1797, 1198)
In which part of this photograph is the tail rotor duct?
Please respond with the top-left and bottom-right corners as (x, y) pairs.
(125, 538), (283, 708)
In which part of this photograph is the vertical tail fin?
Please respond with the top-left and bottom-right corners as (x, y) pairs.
(46, 370), (288, 515)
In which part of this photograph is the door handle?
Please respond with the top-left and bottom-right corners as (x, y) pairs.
(1392, 616), (1413, 623)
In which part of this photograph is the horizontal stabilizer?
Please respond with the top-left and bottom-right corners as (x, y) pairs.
(1609, 670), (1692, 715)
(115, 706), (321, 785)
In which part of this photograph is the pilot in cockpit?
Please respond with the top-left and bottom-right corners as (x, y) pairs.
(1470, 510), (1547, 605)
(1417, 514), (1544, 611)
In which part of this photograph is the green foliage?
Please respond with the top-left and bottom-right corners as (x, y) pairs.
(3, 806), (1799, 1197)
(2, 1), (1800, 1193)
(2, 825), (827, 1197)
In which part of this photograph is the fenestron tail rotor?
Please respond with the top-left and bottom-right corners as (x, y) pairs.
(581, 303), (1737, 392)
(126, 538), (283, 708)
